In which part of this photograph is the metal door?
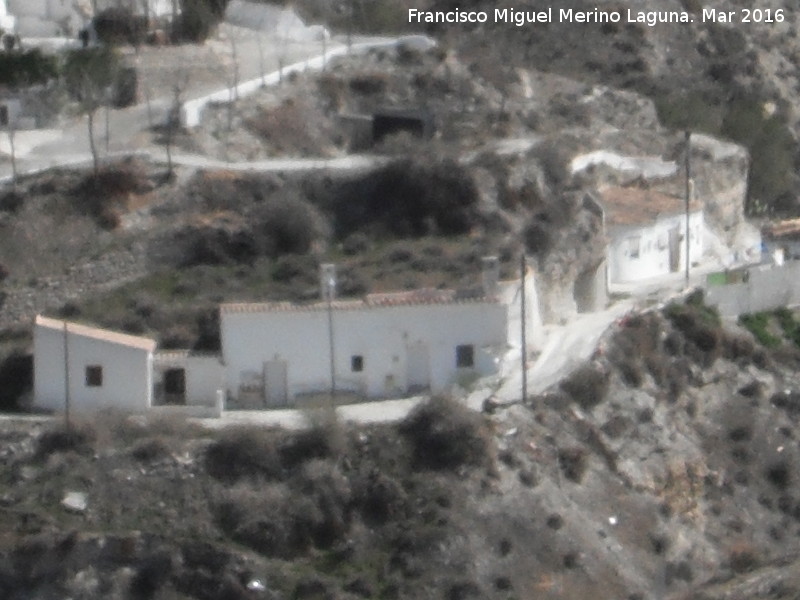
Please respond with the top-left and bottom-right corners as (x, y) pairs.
(406, 342), (430, 393)
(669, 227), (681, 272)
(263, 360), (288, 407)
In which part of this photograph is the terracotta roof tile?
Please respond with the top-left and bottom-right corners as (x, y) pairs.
(35, 315), (157, 352)
(763, 218), (800, 240)
(220, 289), (498, 314)
(600, 186), (701, 227)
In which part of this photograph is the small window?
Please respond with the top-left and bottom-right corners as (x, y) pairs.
(85, 365), (103, 387)
(351, 355), (364, 372)
(627, 236), (641, 259)
(456, 344), (474, 368)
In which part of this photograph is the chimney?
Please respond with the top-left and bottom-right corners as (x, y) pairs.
(481, 256), (499, 298)
(320, 263), (336, 301)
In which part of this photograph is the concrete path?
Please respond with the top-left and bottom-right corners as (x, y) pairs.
(203, 397), (426, 430)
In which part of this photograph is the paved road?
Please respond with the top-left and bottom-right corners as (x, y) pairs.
(0, 29), (389, 180)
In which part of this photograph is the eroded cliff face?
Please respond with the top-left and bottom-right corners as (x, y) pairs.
(442, 0), (800, 215)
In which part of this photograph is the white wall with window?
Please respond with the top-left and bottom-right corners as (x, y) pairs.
(33, 316), (156, 414)
(220, 299), (507, 404)
(153, 351), (225, 409)
(607, 210), (705, 283)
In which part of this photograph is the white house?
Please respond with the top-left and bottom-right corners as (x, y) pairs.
(601, 186), (704, 284)
(33, 315), (225, 415)
(762, 218), (800, 262)
(33, 315), (157, 414)
(33, 259), (541, 412)
(220, 289), (508, 408)
(0, 0), (15, 33)
(153, 350), (225, 411)
(7, 0), (89, 37)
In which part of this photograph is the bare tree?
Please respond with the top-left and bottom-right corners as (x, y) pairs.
(64, 47), (121, 175)
(277, 34), (288, 84)
(5, 106), (17, 188)
(163, 73), (189, 177)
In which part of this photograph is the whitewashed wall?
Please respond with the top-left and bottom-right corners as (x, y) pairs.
(608, 211), (704, 283)
(499, 271), (544, 353)
(34, 323), (154, 413)
(154, 352), (225, 407)
(8, 0), (86, 36)
(705, 261), (800, 317)
(221, 301), (507, 403)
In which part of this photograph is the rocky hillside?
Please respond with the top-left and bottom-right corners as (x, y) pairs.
(270, 0), (800, 215)
(4, 295), (800, 599)
(333, 0), (799, 216)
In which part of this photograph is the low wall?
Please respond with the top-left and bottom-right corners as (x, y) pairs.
(704, 261), (800, 317)
(180, 38), (412, 128)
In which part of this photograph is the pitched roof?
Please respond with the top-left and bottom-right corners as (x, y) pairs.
(220, 288), (499, 315)
(763, 218), (800, 240)
(600, 186), (701, 227)
(35, 315), (157, 352)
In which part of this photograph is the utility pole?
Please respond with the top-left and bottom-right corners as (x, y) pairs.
(62, 321), (71, 429)
(520, 254), (528, 405)
(684, 130), (692, 289)
(322, 264), (336, 406)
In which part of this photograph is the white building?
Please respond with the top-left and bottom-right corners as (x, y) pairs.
(0, 0), (15, 33)
(221, 289), (508, 408)
(33, 315), (157, 414)
(6, 0), (172, 38)
(762, 218), (800, 262)
(601, 186), (704, 284)
(152, 350), (225, 410)
(33, 259), (541, 412)
(33, 315), (223, 414)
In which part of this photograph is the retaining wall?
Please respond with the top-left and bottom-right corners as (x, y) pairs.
(704, 261), (800, 317)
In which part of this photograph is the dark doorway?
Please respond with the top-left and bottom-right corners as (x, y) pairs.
(163, 368), (186, 404)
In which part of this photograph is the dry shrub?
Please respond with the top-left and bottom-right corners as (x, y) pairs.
(398, 396), (491, 471)
(214, 482), (312, 558)
(765, 460), (791, 489)
(560, 364), (609, 410)
(72, 158), (151, 229)
(129, 549), (173, 600)
(558, 447), (589, 483)
(245, 98), (333, 155)
(332, 158), (480, 239)
(0, 190), (23, 212)
(610, 314), (666, 386)
(728, 541), (759, 573)
(279, 416), (344, 470)
(723, 333), (755, 362)
(215, 461), (352, 558)
(664, 296), (722, 365)
(522, 220), (553, 257)
(174, 212), (258, 267)
(617, 358), (643, 387)
(253, 196), (327, 257)
(36, 423), (95, 458)
(131, 437), (171, 462)
(352, 468), (407, 526)
(289, 459), (353, 548)
(204, 426), (282, 483)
